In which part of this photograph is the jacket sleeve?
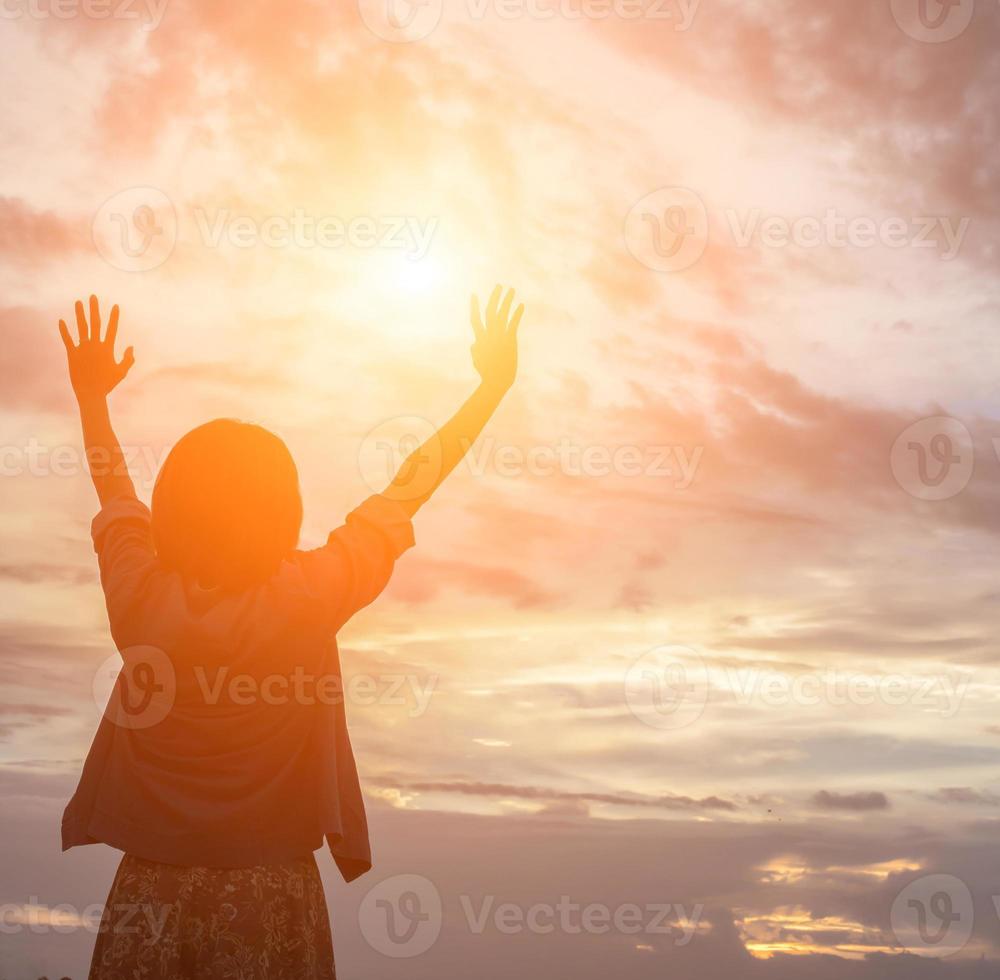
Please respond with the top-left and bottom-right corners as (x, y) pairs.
(91, 494), (158, 648)
(294, 494), (415, 631)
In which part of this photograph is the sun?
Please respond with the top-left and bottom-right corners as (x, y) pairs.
(310, 202), (499, 345)
(343, 242), (477, 342)
(390, 251), (447, 295)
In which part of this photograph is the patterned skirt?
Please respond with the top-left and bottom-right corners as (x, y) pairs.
(88, 853), (336, 980)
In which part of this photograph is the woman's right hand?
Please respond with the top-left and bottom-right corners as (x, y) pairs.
(470, 284), (524, 394)
(58, 295), (135, 403)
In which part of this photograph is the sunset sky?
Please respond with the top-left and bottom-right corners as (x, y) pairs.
(3, 0), (1000, 976)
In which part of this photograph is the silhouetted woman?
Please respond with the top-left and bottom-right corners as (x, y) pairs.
(59, 289), (523, 979)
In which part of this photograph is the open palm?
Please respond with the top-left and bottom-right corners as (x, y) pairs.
(470, 285), (523, 393)
(58, 296), (135, 401)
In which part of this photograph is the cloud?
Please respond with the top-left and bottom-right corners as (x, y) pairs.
(0, 563), (93, 586)
(929, 787), (1000, 807)
(372, 776), (738, 813)
(812, 791), (891, 812)
(0, 196), (89, 263)
(0, 306), (77, 412)
(596, 0), (1000, 236)
(394, 557), (560, 608)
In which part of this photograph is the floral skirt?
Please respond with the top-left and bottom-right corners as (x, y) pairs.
(89, 853), (335, 980)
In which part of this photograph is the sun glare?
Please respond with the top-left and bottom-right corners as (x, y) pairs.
(325, 233), (488, 345)
(391, 251), (446, 294)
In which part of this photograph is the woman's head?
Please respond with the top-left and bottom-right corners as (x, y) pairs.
(151, 419), (302, 590)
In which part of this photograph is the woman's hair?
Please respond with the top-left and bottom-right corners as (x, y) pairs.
(151, 419), (303, 591)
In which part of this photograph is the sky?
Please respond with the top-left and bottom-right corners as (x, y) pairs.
(3, 0), (1000, 976)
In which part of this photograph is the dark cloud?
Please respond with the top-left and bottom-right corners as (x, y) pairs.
(929, 787), (1000, 807)
(812, 790), (891, 812)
